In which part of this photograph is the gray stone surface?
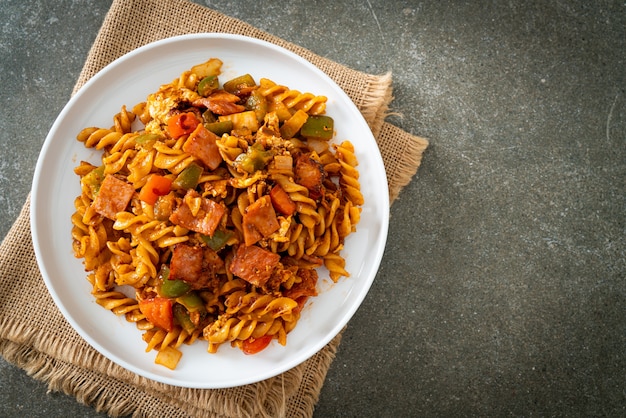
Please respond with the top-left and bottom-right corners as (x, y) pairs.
(1, 1), (624, 416)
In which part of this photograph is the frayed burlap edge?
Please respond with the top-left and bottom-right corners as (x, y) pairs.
(376, 123), (430, 202)
(361, 71), (393, 139)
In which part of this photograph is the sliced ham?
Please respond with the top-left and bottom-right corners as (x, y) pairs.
(169, 190), (225, 236)
(207, 100), (246, 116)
(182, 124), (223, 170)
(192, 90), (246, 116)
(242, 195), (280, 246)
(204, 247), (225, 274)
(294, 154), (325, 200)
(283, 267), (319, 300)
(169, 244), (204, 283)
(92, 174), (135, 220)
(169, 243), (225, 289)
(229, 244), (280, 287)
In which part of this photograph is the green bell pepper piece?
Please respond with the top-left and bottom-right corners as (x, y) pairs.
(204, 120), (233, 136)
(201, 229), (233, 251)
(82, 165), (105, 197)
(234, 143), (273, 174)
(161, 278), (191, 298)
(245, 90), (268, 123)
(198, 75), (219, 97)
(223, 74), (256, 95)
(173, 303), (196, 333)
(157, 265), (191, 299)
(172, 163), (203, 190)
(202, 109), (217, 124)
(176, 292), (204, 313)
(300, 115), (334, 140)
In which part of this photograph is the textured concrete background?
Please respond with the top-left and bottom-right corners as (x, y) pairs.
(1, 1), (624, 417)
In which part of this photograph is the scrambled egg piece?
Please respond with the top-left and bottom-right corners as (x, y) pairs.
(269, 216), (292, 243)
(144, 86), (201, 135)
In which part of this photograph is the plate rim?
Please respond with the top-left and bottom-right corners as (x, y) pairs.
(30, 32), (390, 388)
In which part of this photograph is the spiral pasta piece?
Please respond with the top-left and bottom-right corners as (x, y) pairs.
(171, 70), (201, 91)
(113, 105), (136, 134)
(132, 101), (152, 125)
(335, 141), (364, 206)
(153, 140), (197, 175)
(258, 78), (327, 115)
(143, 327), (201, 352)
(77, 127), (123, 150)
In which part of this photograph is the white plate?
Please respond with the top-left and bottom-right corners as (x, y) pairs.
(31, 34), (389, 388)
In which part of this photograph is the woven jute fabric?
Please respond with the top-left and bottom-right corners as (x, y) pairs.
(0, 0), (428, 416)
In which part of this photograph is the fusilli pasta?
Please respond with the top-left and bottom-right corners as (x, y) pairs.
(70, 57), (363, 370)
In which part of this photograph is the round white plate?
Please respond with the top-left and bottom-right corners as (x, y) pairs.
(31, 33), (389, 388)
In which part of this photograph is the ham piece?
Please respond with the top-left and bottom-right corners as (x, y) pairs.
(229, 244), (281, 287)
(169, 243), (224, 289)
(169, 244), (204, 284)
(92, 174), (135, 220)
(242, 195), (280, 246)
(294, 154), (325, 200)
(169, 190), (225, 236)
(182, 124), (222, 170)
(192, 90), (246, 115)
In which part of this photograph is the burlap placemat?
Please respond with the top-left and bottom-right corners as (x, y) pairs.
(0, 0), (428, 416)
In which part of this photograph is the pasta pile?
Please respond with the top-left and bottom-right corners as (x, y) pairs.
(70, 58), (363, 369)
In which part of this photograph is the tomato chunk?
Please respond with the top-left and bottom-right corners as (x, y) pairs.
(138, 174), (172, 205)
(167, 112), (200, 138)
(242, 335), (273, 355)
(139, 297), (174, 332)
